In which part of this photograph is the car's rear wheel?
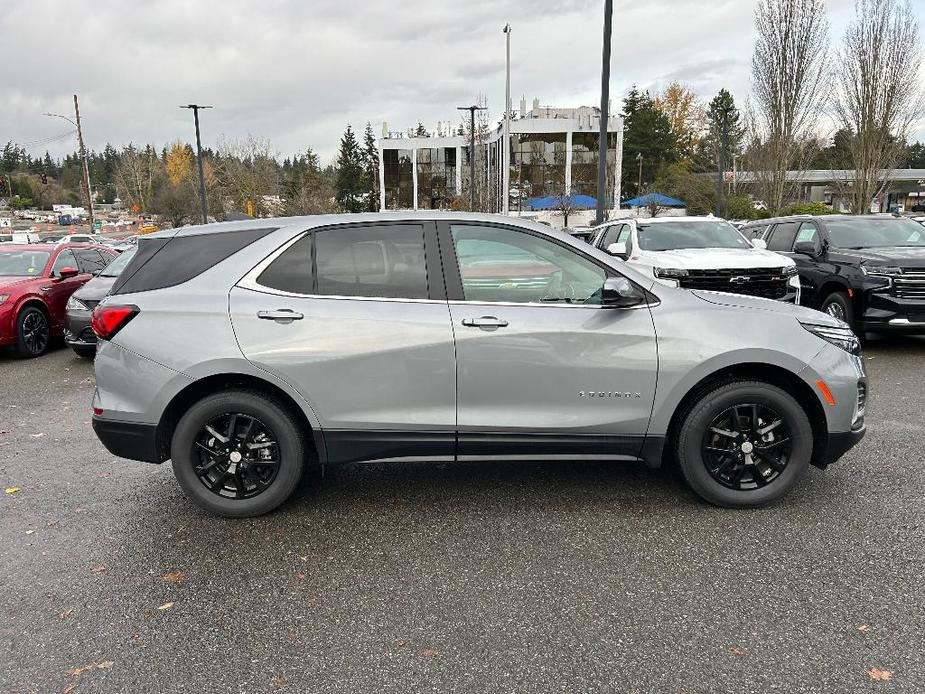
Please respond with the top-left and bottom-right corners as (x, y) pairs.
(16, 306), (50, 358)
(676, 381), (812, 507)
(170, 390), (306, 517)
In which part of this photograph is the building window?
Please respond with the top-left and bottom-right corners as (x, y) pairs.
(417, 147), (457, 210)
(510, 132), (567, 201)
(383, 149), (413, 209)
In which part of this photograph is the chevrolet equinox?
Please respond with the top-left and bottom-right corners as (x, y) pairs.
(90, 213), (866, 516)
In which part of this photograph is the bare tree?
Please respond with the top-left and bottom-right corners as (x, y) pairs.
(746, 0), (829, 213)
(214, 136), (280, 216)
(832, 0), (923, 213)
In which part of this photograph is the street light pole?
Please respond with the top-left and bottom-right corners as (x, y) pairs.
(715, 107), (730, 218)
(457, 104), (486, 211)
(180, 104), (213, 224)
(502, 23), (512, 216)
(636, 151), (643, 192)
(595, 0), (614, 225)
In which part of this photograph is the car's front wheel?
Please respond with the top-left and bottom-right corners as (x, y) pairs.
(170, 390), (307, 517)
(676, 381), (813, 507)
(16, 306), (50, 358)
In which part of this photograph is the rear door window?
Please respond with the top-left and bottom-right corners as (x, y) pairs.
(767, 222), (799, 252)
(257, 235), (313, 294)
(314, 224), (428, 299)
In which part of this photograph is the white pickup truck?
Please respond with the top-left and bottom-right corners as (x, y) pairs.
(588, 216), (801, 303)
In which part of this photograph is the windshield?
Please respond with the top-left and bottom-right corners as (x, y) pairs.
(0, 250), (50, 277)
(99, 247), (137, 277)
(826, 217), (925, 248)
(636, 220), (752, 251)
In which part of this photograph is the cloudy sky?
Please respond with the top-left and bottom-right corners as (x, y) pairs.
(3, 0), (923, 165)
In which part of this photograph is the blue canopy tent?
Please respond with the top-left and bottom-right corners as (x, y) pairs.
(623, 192), (685, 208)
(524, 194), (598, 210)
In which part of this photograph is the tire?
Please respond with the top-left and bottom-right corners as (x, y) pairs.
(71, 345), (96, 359)
(170, 390), (307, 517)
(15, 306), (50, 358)
(676, 381), (813, 508)
(820, 291), (853, 326)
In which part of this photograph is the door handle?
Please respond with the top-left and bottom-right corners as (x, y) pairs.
(462, 316), (509, 329)
(257, 309), (304, 323)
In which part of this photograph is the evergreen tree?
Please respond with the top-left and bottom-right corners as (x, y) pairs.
(335, 125), (365, 213)
(621, 86), (678, 197)
(362, 122), (379, 212)
(692, 89), (744, 174)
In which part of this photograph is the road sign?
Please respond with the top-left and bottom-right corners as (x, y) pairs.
(92, 219), (102, 231)
(723, 170), (736, 183)
(0, 217), (11, 228)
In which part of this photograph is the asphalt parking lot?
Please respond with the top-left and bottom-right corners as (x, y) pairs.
(1, 339), (924, 694)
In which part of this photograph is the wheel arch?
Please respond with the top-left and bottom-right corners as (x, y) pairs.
(660, 362), (829, 471)
(814, 280), (851, 311)
(154, 372), (326, 468)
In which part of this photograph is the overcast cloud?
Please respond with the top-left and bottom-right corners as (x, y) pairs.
(3, 0), (923, 164)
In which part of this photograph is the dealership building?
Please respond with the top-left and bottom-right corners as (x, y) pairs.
(378, 99), (625, 214)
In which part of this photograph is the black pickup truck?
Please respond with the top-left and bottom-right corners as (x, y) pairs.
(741, 215), (925, 335)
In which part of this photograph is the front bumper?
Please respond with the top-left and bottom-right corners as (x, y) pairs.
(64, 308), (96, 348)
(92, 416), (162, 463)
(824, 424), (866, 466)
(858, 288), (925, 333)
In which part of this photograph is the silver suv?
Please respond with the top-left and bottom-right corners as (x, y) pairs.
(90, 213), (866, 517)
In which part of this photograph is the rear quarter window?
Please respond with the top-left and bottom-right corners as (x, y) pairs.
(111, 228), (276, 295)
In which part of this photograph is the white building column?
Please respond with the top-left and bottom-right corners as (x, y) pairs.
(412, 147), (418, 211)
(564, 130), (573, 194)
(378, 142), (386, 211)
(455, 146), (462, 197)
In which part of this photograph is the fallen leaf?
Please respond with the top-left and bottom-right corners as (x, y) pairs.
(867, 668), (892, 681)
(58, 609), (74, 620)
(163, 570), (185, 583)
(396, 640), (407, 648)
(423, 649), (438, 658)
(25, 529), (35, 535)
(63, 684), (77, 694)
(90, 564), (107, 574)
(157, 601), (174, 610)
(66, 659), (114, 676)
(857, 624), (870, 632)
(4, 487), (21, 495)
(307, 595), (318, 606)
(296, 572), (305, 581)
(29, 432), (45, 438)
(729, 646), (745, 656)
(271, 675), (288, 687)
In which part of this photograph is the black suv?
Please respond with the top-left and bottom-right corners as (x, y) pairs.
(741, 215), (925, 334)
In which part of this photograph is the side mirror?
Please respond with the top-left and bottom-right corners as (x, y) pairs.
(793, 240), (820, 257)
(56, 266), (80, 280)
(602, 276), (645, 308)
(606, 241), (628, 259)
(751, 238), (768, 250)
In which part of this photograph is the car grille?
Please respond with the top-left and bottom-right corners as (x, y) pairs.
(893, 269), (925, 300)
(677, 267), (791, 300)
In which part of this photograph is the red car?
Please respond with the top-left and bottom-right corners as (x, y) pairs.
(0, 243), (119, 357)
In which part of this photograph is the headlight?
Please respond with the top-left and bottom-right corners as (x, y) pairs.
(0, 294), (8, 305)
(653, 267), (689, 279)
(861, 265), (902, 276)
(800, 321), (862, 356)
(67, 295), (89, 311)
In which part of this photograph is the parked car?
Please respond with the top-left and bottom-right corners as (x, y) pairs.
(90, 213), (866, 517)
(65, 246), (137, 357)
(0, 243), (118, 357)
(741, 214), (925, 334)
(589, 216), (801, 303)
(57, 234), (103, 244)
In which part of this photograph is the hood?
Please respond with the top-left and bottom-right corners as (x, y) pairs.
(691, 289), (839, 326)
(72, 274), (117, 301)
(636, 247), (794, 270)
(829, 246), (925, 267)
(0, 276), (38, 291)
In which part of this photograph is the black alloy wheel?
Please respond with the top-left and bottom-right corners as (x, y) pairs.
(18, 308), (50, 357)
(702, 403), (792, 490)
(193, 413), (280, 499)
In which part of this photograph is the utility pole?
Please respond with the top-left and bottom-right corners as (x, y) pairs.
(73, 96), (94, 231)
(595, 0), (614, 225)
(502, 23), (512, 216)
(457, 104), (486, 211)
(180, 104), (213, 224)
(715, 106), (730, 218)
(44, 98), (93, 231)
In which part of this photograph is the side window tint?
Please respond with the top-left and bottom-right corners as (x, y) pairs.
(52, 249), (77, 276)
(767, 222), (799, 251)
(451, 224), (606, 305)
(315, 224), (428, 299)
(257, 235), (313, 294)
(75, 250), (108, 274)
(617, 226), (632, 243)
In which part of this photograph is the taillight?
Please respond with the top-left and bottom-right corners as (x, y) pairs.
(91, 304), (139, 340)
